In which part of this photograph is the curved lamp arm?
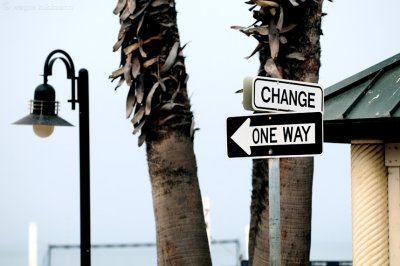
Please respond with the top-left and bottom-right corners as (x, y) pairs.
(42, 49), (78, 110)
(41, 50), (91, 266)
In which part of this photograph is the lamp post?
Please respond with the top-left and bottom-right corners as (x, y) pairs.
(14, 49), (91, 266)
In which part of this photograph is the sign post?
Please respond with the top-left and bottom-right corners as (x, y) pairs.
(228, 76), (324, 265)
(269, 158), (281, 266)
(227, 112), (322, 265)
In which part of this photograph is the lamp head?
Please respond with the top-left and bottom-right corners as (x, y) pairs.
(13, 83), (73, 138)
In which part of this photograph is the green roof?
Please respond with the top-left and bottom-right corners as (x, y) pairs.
(324, 53), (400, 143)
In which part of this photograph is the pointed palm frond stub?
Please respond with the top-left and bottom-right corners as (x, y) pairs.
(111, 0), (192, 146)
(232, 0), (329, 79)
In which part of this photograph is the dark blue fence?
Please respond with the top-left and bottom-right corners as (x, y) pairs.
(310, 262), (352, 266)
(241, 261), (352, 266)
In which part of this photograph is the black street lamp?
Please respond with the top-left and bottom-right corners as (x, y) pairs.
(14, 49), (91, 266)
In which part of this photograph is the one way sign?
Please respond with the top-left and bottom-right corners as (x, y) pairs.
(227, 112), (323, 158)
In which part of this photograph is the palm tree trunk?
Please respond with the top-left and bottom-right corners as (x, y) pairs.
(244, 1), (324, 265)
(250, 158), (313, 265)
(111, 0), (212, 264)
(147, 130), (211, 265)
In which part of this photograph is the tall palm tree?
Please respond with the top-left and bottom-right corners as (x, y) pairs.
(233, 0), (325, 264)
(111, 0), (212, 265)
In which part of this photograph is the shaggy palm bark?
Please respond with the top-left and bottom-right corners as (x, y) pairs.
(233, 0), (324, 265)
(111, 0), (211, 265)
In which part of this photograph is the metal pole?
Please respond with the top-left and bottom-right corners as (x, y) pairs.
(269, 158), (281, 266)
(47, 245), (52, 266)
(78, 69), (91, 266)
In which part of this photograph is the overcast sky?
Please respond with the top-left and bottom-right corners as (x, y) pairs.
(1, 0), (400, 265)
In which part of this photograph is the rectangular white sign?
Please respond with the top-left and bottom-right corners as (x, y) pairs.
(252, 76), (323, 113)
(226, 112), (323, 158)
(231, 119), (316, 155)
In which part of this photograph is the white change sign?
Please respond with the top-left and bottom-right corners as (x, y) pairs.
(250, 76), (323, 113)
